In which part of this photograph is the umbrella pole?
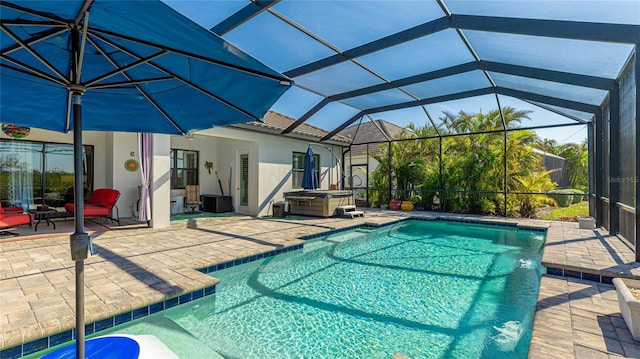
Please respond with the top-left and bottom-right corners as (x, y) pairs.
(75, 260), (84, 357)
(70, 93), (89, 359)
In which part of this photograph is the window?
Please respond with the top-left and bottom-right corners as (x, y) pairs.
(292, 151), (319, 189)
(171, 149), (199, 189)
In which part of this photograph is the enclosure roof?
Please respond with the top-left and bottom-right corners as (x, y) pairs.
(166, 0), (639, 143)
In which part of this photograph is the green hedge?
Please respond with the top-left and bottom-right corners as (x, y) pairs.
(548, 189), (584, 207)
(567, 189), (585, 204)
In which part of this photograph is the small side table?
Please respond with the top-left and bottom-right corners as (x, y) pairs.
(27, 208), (57, 231)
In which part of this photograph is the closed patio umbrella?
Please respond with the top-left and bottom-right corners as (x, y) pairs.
(301, 145), (319, 190)
(1, 0), (291, 356)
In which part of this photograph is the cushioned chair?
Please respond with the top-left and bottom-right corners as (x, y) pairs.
(0, 203), (33, 236)
(65, 188), (121, 225)
(185, 185), (200, 213)
(3, 205), (25, 213)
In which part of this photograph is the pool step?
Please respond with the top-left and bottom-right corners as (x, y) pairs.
(335, 205), (364, 218)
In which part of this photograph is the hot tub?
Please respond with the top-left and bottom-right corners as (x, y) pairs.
(284, 190), (354, 217)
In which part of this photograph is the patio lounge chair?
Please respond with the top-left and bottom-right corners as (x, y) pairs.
(0, 203), (33, 236)
(65, 188), (121, 225)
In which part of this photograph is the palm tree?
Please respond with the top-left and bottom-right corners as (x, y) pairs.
(439, 107), (531, 213)
(370, 125), (427, 202)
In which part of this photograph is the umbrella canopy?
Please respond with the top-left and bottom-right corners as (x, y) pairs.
(301, 145), (319, 190)
(1, 0), (291, 133)
(1, 0), (291, 356)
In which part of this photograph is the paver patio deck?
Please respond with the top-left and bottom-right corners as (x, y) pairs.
(1, 210), (639, 358)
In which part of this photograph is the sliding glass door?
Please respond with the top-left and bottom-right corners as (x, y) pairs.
(0, 141), (39, 209)
(0, 140), (93, 211)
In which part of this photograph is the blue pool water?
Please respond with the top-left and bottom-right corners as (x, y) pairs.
(29, 220), (545, 359)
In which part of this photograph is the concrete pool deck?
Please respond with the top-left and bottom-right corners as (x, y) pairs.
(1, 210), (639, 358)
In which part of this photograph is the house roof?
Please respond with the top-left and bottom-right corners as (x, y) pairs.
(340, 120), (407, 157)
(341, 119), (407, 144)
(230, 110), (351, 145)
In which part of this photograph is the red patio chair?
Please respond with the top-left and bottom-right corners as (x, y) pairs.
(3, 205), (25, 213)
(0, 203), (33, 236)
(65, 188), (121, 225)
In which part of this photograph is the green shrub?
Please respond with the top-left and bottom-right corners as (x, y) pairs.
(541, 201), (589, 220)
(547, 189), (575, 207)
(567, 189), (585, 204)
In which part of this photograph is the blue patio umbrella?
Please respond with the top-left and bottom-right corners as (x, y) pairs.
(301, 145), (319, 190)
(1, 1), (291, 356)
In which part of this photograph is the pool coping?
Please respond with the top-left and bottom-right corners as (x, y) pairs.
(300, 215), (548, 241)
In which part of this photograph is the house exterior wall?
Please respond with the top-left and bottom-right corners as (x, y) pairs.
(1, 126), (344, 226)
(169, 134), (221, 199)
(151, 135), (171, 228)
(0, 128), (168, 221)
(199, 127), (343, 217)
(215, 136), (255, 215)
(0, 128), (109, 186)
(109, 132), (141, 218)
(0, 127), (109, 200)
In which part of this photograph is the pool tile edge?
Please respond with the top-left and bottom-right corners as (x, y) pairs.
(197, 243), (304, 274)
(298, 215), (548, 242)
(1, 283), (219, 359)
(2, 244), (311, 358)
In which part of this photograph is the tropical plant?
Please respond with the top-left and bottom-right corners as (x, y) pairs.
(556, 140), (588, 191)
(368, 147), (391, 207)
(438, 107), (533, 214)
(368, 107), (559, 217)
(368, 126), (428, 203)
(512, 170), (557, 217)
(535, 137), (589, 191)
(548, 188), (582, 207)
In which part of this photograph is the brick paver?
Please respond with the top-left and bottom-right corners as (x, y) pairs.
(1, 211), (639, 358)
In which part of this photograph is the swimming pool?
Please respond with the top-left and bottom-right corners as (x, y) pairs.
(30, 219), (545, 358)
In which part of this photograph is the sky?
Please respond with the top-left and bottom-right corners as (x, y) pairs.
(162, 0), (635, 146)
